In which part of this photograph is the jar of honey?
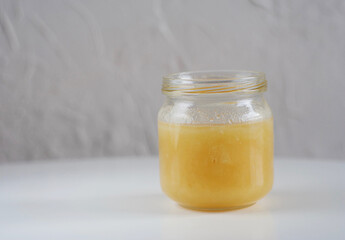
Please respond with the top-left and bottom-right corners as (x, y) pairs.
(158, 70), (273, 210)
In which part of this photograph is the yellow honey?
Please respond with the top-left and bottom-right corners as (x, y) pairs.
(158, 118), (273, 210)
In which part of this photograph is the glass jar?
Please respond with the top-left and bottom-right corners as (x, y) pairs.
(158, 70), (273, 211)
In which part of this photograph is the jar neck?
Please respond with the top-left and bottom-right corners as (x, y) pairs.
(165, 92), (265, 104)
(162, 70), (267, 96)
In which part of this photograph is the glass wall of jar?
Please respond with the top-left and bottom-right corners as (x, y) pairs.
(158, 70), (274, 211)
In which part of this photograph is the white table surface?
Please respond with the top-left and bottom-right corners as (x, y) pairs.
(0, 157), (344, 240)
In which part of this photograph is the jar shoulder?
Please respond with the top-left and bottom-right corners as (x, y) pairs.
(158, 97), (272, 124)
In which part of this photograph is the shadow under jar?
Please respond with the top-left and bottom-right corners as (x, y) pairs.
(158, 70), (274, 211)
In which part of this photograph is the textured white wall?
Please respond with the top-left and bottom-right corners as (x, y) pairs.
(0, 0), (345, 162)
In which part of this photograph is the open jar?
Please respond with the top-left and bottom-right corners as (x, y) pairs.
(158, 70), (274, 211)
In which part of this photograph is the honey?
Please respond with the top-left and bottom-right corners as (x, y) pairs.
(158, 118), (273, 210)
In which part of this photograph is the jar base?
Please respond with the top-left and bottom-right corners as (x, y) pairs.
(178, 202), (256, 212)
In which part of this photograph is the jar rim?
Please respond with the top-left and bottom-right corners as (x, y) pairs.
(162, 70), (267, 95)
